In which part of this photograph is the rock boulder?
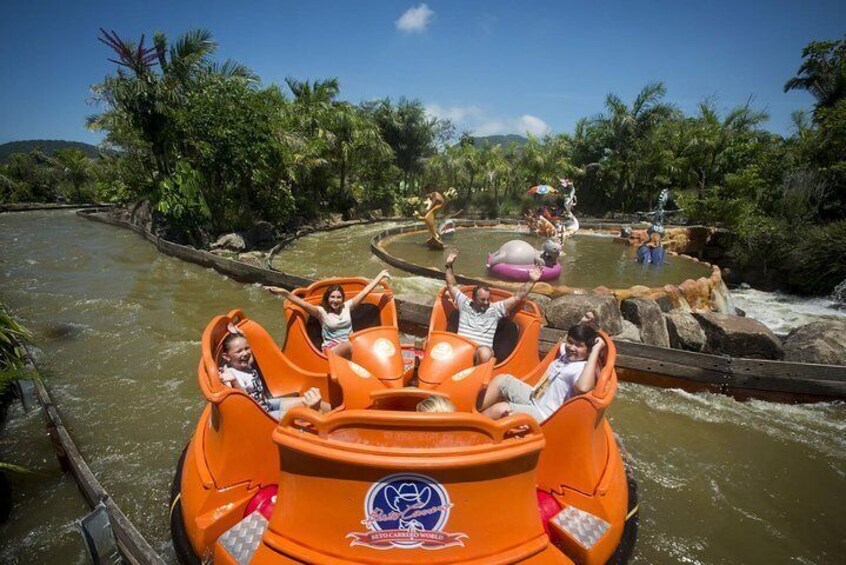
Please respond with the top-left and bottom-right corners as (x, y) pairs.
(694, 313), (783, 359)
(527, 292), (552, 312)
(237, 251), (265, 268)
(211, 232), (247, 252)
(617, 320), (642, 343)
(545, 294), (623, 335)
(783, 320), (846, 366)
(211, 221), (278, 253)
(620, 297), (670, 347)
(664, 311), (706, 352)
(245, 221), (277, 249)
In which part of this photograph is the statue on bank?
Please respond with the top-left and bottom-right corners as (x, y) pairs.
(637, 189), (680, 266)
(419, 191), (446, 250)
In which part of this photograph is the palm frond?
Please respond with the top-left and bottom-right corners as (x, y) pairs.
(170, 28), (216, 67)
(210, 60), (259, 83)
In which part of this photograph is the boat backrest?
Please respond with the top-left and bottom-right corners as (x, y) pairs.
(282, 277), (397, 373)
(263, 408), (552, 564)
(417, 331), (478, 387)
(418, 359), (494, 412)
(196, 310), (282, 489)
(430, 286), (542, 378)
(347, 326), (405, 386)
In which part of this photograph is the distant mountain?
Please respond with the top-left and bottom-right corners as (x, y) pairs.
(471, 134), (528, 148)
(0, 140), (102, 161)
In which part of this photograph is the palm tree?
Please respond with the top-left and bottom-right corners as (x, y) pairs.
(55, 149), (93, 202)
(682, 99), (768, 195)
(784, 37), (846, 114)
(595, 82), (676, 211)
(91, 28), (257, 180)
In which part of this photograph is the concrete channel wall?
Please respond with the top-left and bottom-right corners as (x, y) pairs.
(15, 338), (166, 564)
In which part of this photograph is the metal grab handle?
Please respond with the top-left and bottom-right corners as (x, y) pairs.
(495, 414), (543, 443)
(279, 406), (330, 437)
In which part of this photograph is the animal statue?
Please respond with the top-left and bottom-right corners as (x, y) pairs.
(536, 215), (556, 238)
(438, 218), (456, 239)
(488, 238), (561, 269)
(418, 191), (446, 250)
(522, 211), (538, 233)
(557, 211), (580, 241)
(646, 188), (671, 236)
(560, 178), (577, 215)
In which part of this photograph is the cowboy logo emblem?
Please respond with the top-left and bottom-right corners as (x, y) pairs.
(347, 473), (468, 550)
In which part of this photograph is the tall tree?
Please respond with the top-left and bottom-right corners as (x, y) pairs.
(784, 36), (846, 114)
(594, 82), (676, 211)
(365, 98), (452, 193)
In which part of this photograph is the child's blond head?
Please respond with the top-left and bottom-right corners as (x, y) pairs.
(416, 395), (456, 413)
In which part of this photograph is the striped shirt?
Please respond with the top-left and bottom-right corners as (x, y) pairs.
(454, 292), (507, 349)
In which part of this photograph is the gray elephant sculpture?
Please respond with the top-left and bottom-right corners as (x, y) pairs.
(487, 238), (561, 268)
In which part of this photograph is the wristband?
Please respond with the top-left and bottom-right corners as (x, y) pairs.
(444, 263), (453, 269)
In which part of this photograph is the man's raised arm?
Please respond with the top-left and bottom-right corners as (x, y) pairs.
(444, 249), (461, 300)
(501, 265), (542, 315)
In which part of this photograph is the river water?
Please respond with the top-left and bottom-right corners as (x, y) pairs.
(1, 211), (844, 564)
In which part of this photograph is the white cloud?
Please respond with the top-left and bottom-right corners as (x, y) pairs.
(425, 103), (483, 123)
(396, 4), (435, 33)
(426, 101), (552, 138)
(474, 114), (551, 137)
(518, 115), (551, 137)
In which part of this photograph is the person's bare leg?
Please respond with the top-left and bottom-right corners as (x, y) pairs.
(482, 401), (512, 420)
(333, 341), (353, 360)
(475, 345), (494, 365)
(479, 374), (508, 410)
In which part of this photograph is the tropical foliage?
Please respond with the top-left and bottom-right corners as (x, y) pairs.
(2, 30), (842, 294)
(0, 303), (31, 396)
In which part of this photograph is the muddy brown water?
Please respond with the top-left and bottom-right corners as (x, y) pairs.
(1, 211), (844, 564)
(380, 228), (713, 289)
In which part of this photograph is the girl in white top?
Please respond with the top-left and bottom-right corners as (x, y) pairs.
(264, 270), (391, 359)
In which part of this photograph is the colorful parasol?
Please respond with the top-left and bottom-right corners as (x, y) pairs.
(528, 184), (557, 195)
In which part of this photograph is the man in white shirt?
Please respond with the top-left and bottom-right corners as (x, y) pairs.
(444, 249), (542, 364)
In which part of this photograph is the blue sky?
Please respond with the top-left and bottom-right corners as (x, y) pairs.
(1, 1), (844, 145)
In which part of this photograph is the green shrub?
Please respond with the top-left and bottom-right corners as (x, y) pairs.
(0, 303), (31, 395)
(785, 220), (846, 295)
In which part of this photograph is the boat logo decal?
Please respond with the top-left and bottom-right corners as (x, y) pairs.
(373, 338), (396, 357)
(347, 473), (468, 550)
(430, 342), (453, 361)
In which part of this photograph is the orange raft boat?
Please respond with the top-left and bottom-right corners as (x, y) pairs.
(170, 281), (638, 564)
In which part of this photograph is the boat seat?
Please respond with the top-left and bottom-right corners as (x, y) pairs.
(445, 309), (521, 361)
(535, 332), (618, 497)
(304, 302), (382, 350)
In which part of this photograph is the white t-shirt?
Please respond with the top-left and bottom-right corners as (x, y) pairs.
(317, 299), (353, 347)
(221, 365), (272, 412)
(532, 357), (587, 421)
(454, 292), (507, 349)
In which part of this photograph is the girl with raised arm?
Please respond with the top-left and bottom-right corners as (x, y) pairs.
(264, 270), (391, 359)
